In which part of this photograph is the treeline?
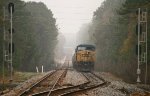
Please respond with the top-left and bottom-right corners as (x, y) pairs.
(77, 0), (150, 83)
(0, 0), (58, 72)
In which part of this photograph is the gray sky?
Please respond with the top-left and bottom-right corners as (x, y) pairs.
(23, 0), (104, 34)
(23, 0), (104, 47)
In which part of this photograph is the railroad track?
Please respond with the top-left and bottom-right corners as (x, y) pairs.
(18, 69), (67, 96)
(59, 72), (109, 96)
(31, 72), (109, 96)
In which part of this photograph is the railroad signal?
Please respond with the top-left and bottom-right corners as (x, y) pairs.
(8, 2), (15, 81)
(8, 28), (15, 33)
(136, 45), (141, 55)
(135, 8), (148, 84)
(136, 9), (142, 15)
(136, 24), (142, 35)
(9, 43), (14, 53)
(8, 3), (14, 13)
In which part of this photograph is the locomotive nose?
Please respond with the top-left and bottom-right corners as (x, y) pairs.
(81, 51), (90, 57)
(86, 51), (90, 54)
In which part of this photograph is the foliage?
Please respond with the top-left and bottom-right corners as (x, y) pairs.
(77, 0), (150, 83)
(0, 0), (58, 72)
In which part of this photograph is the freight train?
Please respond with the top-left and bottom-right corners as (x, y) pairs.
(72, 44), (96, 71)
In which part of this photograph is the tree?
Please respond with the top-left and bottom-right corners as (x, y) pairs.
(77, 0), (150, 83)
(0, 0), (58, 72)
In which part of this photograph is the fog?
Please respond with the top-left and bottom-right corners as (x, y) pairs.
(0, 0), (149, 84)
(23, 0), (104, 48)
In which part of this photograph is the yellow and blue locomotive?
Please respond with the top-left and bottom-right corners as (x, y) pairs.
(72, 44), (96, 71)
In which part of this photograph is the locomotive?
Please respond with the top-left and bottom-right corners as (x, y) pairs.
(72, 44), (96, 71)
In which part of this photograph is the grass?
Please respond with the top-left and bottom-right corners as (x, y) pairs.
(0, 71), (41, 91)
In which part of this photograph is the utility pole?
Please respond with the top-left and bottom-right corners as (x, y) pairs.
(136, 8), (148, 84)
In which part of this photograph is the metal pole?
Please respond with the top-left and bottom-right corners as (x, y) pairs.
(10, 6), (13, 81)
(2, 6), (6, 86)
(138, 8), (140, 72)
(137, 8), (141, 83)
(145, 8), (148, 84)
(42, 65), (44, 73)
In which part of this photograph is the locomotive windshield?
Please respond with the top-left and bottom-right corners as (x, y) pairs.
(78, 47), (86, 50)
(77, 46), (95, 51)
